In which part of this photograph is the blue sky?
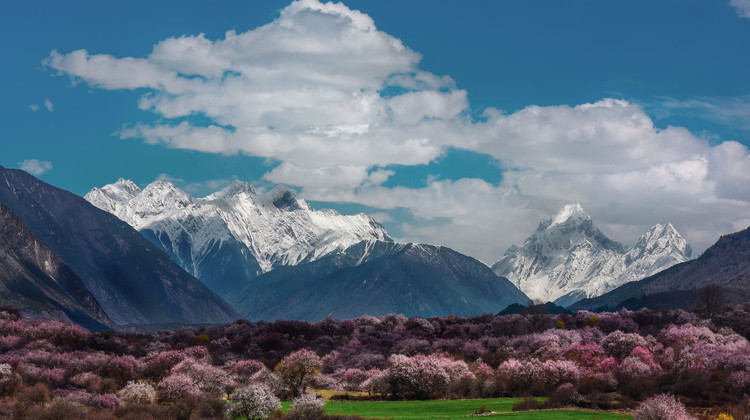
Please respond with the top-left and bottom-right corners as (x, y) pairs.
(2, 0), (750, 262)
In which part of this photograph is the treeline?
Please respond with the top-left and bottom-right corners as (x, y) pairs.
(2, 303), (750, 419)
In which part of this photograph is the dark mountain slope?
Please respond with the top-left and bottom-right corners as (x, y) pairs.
(228, 241), (530, 321)
(0, 204), (113, 330)
(0, 166), (239, 327)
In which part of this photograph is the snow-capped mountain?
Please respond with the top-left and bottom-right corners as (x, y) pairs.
(491, 203), (693, 306)
(572, 224), (750, 311)
(85, 179), (391, 295)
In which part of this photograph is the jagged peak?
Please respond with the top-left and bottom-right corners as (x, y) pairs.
(643, 222), (683, 240)
(635, 222), (692, 258)
(140, 180), (194, 204)
(207, 180), (256, 200)
(261, 184), (303, 211)
(114, 177), (137, 187)
(548, 202), (590, 228)
(86, 178), (141, 203)
(264, 184), (295, 198)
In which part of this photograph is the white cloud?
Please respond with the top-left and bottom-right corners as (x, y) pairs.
(652, 95), (750, 131)
(730, 0), (750, 18)
(29, 104), (40, 112)
(46, 0), (448, 186)
(368, 212), (394, 224)
(43, 98), (54, 112)
(18, 159), (53, 176)
(45, 0), (750, 262)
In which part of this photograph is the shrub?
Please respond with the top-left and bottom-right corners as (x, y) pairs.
(60, 389), (121, 409)
(156, 373), (203, 403)
(120, 380), (156, 404)
(23, 398), (89, 420)
(386, 354), (457, 400)
(171, 358), (235, 397)
(231, 359), (266, 384)
(512, 397), (543, 411)
(291, 392), (325, 416)
(602, 330), (647, 359)
(143, 350), (186, 380)
(474, 404), (490, 414)
(226, 384), (280, 420)
(633, 393), (694, 420)
(544, 383), (578, 408)
(0, 363), (20, 397)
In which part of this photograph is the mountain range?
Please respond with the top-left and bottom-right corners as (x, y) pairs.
(0, 166), (239, 328)
(86, 178), (530, 320)
(492, 203), (692, 307)
(572, 224), (750, 311)
(5, 166), (746, 329)
(85, 179), (390, 295)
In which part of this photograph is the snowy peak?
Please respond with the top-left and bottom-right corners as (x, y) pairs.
(261, 184), (305, 211)
(206, 180), (256, 200)
(549, 202), (590, 228)
(528, 203), (624, 256)
(634, 223), (692, 256)
(107, 178), (141, 197)
(85, 177), (393, 280)
(84, 178), (141, 217)
(627, 223), (693, 265)
(492, 204), (693, 306)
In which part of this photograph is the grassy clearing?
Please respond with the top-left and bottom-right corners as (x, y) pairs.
(281, 398), (632, 419)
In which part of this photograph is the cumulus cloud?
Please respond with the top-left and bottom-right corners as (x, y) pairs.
(45, 0), (750, 262)
(730, 0), (750, 18)
(43, 98), (54, 112)
(300, 99), (750, 261)
(46, 0), (455, 189)
(29, 104), (40, 112)
(18, 159), (53, 176)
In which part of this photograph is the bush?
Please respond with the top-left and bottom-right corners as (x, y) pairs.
(291, 393), (325, 416)
(544, 383), (578, 408)
(227, 384), (280, 420)
(633, 393), (694, 420)
(156, 373), (203, 403)
(474, 404), (491, 414)
(512, 397), (543, 412)
(0, 363), (20, 397)
(23, 398), (88, 420)
(120, 380), (156, 404)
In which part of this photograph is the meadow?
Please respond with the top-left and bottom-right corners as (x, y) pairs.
(289, 398), (632, 420)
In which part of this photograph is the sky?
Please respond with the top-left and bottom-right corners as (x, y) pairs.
(2, 0), (750, 264)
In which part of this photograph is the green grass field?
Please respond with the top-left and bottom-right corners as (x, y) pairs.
(280, 398), (632, 420)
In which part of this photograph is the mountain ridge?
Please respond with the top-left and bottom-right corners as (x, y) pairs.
(0, 166), (240, 327)
(229, 240), (530, 321)
(87, 177), (531, 320)
(571, 224), (750, 311)
(86, 179), (391, 294)
(492, 203), (692, 306)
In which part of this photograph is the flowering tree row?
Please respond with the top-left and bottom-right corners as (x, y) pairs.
(2, 303), (750, 418)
